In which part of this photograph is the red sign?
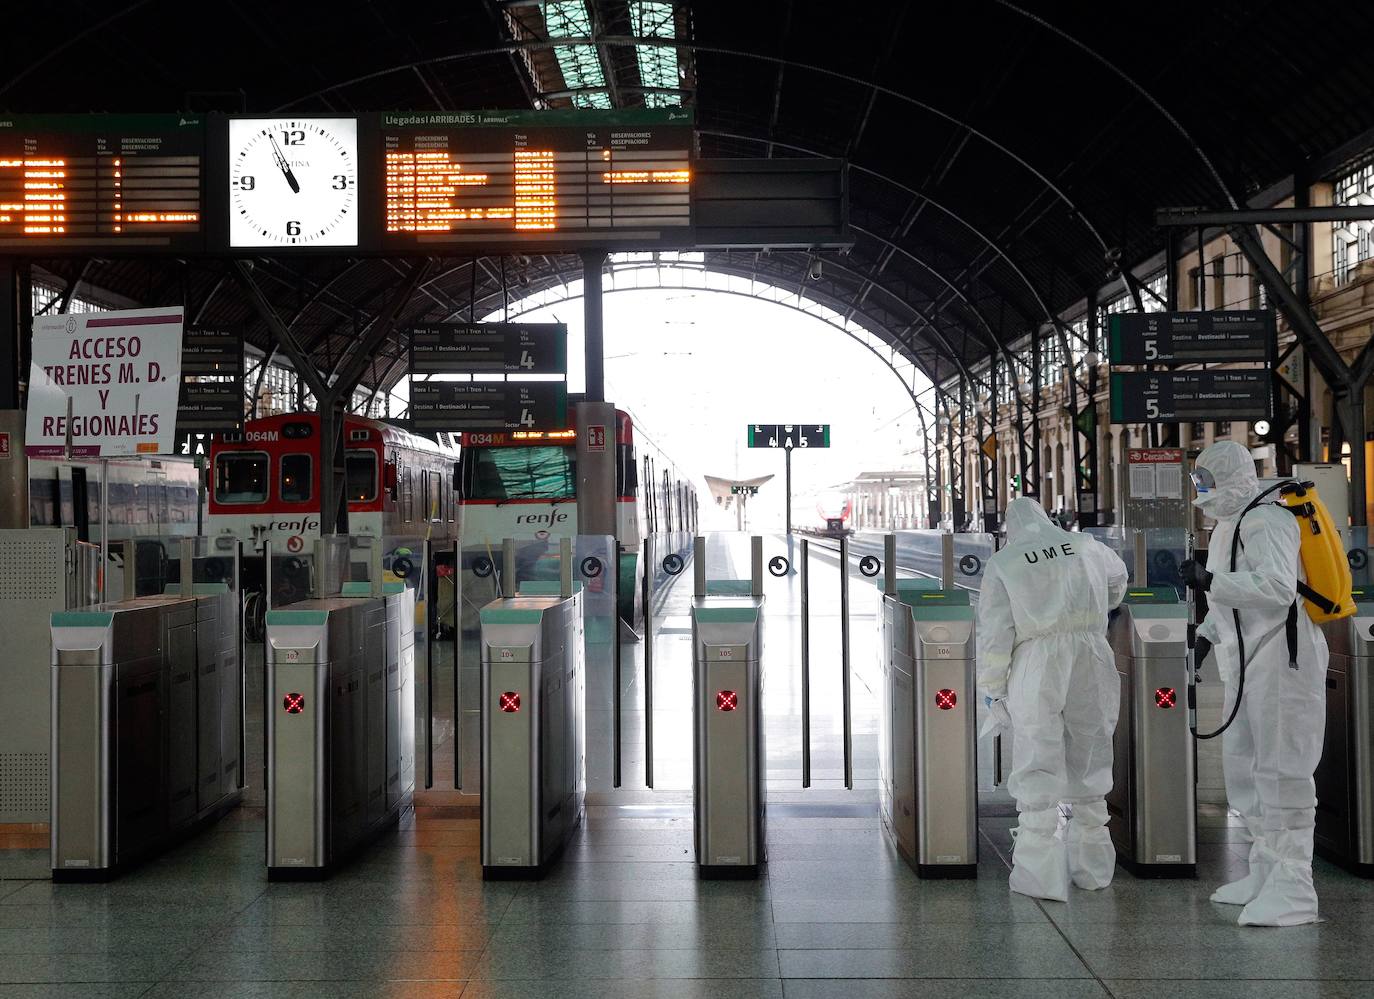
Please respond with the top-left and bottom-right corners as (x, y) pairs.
(0, 432), (9, 460)
(716, 690), (738, 712)
(587, 425), (606, 453)
(1127, 448), (1184, 464)
(499, 691), (521, 713)
(282, 693), (305, 714)
(935, 688), (958, 710)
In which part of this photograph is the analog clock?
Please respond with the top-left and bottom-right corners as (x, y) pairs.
(228, 117), (358, 248)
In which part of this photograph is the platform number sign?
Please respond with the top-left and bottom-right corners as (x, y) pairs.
(748, 424), (830, 449)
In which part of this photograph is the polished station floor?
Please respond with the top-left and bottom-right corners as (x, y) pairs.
(2, 539), (1373, 998)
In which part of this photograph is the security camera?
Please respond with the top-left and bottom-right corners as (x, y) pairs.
(808, 259), (823, 281)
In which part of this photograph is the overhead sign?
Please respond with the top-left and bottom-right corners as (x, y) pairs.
(381, 109), (692, 248)
(1109, 370), (1270, 424)
(1107, 310), (1275, 364)
(748, 424), (830, 448)
(409, 381), (567, 432)
(26, 308), (184, 457)
(0, 114), (205, 252)
(409, 322), (567, 376)
(731, 484), (760, 496)
(177, 326), (243, 433)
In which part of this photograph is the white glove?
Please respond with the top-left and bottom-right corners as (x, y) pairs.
(979, 696), (1013, 739)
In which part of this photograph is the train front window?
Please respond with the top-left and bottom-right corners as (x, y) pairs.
(281, 454), (312, 503)
(214, 453), (268, 504)
(468, 446), (575, 501)
(346, 450), (377, 502)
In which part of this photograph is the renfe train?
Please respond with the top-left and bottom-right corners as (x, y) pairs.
(206, 413), (458, 554)
(457, 408), (696, 624)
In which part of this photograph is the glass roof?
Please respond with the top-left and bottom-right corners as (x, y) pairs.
(543, 1), (614, 109)
(631, 1), (681, 108)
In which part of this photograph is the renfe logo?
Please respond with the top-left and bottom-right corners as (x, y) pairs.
(515, 510), (570, 526)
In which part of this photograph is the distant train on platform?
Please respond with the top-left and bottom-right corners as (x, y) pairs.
(800, 491), (853, 539)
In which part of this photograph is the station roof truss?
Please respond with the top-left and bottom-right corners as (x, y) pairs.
(6, 1), (1374, 393)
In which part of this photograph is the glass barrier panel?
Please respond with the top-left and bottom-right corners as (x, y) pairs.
(574, 536), (617, 794)
(1348, 526), (1372, 589)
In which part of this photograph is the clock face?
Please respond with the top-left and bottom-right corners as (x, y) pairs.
(228, 117), (358, 248)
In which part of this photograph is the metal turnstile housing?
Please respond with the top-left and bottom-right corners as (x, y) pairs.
(878, 579), (977, 878)
(1317, 604), (1374, 877)
(1107, 588), (1196, 877)
(479, 591), (586, 879)
(50, 586), (243, 880)
(265, 585), (416, 879)
(692, 595), (765, 878)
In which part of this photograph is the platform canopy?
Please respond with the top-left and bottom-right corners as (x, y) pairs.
(6, 1), (1374, 388)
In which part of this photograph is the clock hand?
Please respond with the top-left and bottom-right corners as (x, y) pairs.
(268, 134), (301, 194)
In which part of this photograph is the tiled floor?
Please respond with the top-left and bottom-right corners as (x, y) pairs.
(1, 797), (1372, 998)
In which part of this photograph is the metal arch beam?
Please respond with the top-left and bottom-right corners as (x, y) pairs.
(493, 270), (936, 412)
(472, 253), (954, 382)
(454, 250), (967, 377)
(434, 245), (966, 376)
(698, 128), (1052, 327)
(271, 37), (1119, 257)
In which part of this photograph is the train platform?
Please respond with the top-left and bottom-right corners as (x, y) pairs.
(2, 540), (1371, 998)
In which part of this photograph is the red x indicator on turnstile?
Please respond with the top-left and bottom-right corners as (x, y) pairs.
(716, 690), (738, 712)
(935, 688), (958, 710)
(499, 691), (522, 713)
(282, 693), (305, 714)
(1155, 687), (1177, 709)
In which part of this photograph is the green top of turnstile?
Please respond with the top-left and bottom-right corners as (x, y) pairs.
(1351, 587), (1374, 605)
(339, 581), (407, 597)
(1121, 586), (1179, 605)
(52, 610), (114, 628)
(892, 578), (972, 618)
(264, 609), (329, 626)
(692, 605), (760, 623)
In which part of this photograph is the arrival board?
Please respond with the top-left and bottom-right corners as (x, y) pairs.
(380, 110), (692, 247)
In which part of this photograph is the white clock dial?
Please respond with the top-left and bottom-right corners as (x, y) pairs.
(229, 117), (358, 248)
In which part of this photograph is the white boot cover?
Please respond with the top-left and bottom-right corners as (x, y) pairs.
(1065, 799), (1115, 890)
(1009, 806), (1070, 903)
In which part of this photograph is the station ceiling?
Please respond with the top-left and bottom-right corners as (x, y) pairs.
(6, 1), (1374, 391)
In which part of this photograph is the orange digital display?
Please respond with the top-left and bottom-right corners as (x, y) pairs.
(0, 115), (203, 249)
(381, 110), (692, 245)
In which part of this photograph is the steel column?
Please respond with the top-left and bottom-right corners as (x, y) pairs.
(582, 250), (607, 401)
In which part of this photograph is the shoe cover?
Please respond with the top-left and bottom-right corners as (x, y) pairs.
(1238, 827), (1319, 926)
(1237, 860), (1318, 926)
(1009, 808), (1069, 902)
(1211, 824), (1271, 906)
(1066, 800), (1116, 890)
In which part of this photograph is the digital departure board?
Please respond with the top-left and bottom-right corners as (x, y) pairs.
(0, 115), (204, 250)
(379, 110), (693, 247)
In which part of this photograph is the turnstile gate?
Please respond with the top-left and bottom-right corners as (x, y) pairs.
(265, 579), (416, 879)
(1107, 586), (1196, 877)
(479, 583), (585, 879)
(1317, 591), (1374, 876)
(878, 576), (977, 878)
(692, 536), (766, 879)
(50, 559), (243, 880)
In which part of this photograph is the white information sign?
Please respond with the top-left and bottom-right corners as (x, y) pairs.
(25, 308), (185, 458)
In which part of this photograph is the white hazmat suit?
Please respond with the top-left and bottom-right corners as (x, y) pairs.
(1189, 440), (1328, 927)
(977, 498), (1129, 901)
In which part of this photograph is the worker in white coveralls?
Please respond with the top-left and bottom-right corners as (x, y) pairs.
(977, 497), (1130, 901)
(1181, 440), (1328, 926)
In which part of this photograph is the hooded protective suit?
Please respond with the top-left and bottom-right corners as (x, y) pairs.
(977, 498), (1129, 900)
(1191, 440), (1328, 927)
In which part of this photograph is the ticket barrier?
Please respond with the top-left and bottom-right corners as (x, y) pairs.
(692, 536), (766, 879)
(264, 540), (415, 879)
(479, 545), (585, 880)
(50, 541), (243, 881)
(1106, 585), (1196, 877)
(877, 557), (978, 878)
(1317, 588), (1374, 877)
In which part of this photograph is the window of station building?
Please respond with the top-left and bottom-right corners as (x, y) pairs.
(214, 452), (269, 504)
(280, 454), (312, 503)
(345, 450), (377, 503)
(1217, 421), (1232, 437)
(1333, 163), (1374, 285)
(1191, 421), (1207, 439)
